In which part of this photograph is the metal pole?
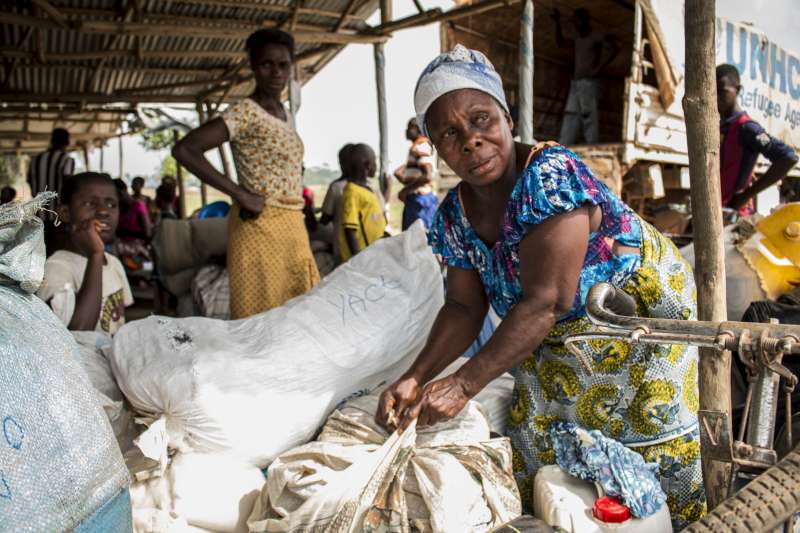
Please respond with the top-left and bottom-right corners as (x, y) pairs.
(517, 0), (534, 143)
(118, 134), (124, 180)
(173, 129), (187, 219)
(374, 45), (389, 185)
(99, 142), (105, 172)
(82, 144), (89, 170)
(289, 68), (300, 123)
(374, 0), (391, 220)
(683, 0), (729, 509)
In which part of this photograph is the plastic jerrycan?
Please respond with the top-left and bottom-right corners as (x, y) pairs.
(533, 465), (673, 533)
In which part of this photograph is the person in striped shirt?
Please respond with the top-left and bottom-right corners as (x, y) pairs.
(28, 128), (75, 198)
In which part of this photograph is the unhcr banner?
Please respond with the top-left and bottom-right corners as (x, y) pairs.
(717, 18), (800, 149)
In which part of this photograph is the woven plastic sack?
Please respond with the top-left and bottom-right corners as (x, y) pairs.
(110, 222), (444, 468)
(0, 194), (129, 532)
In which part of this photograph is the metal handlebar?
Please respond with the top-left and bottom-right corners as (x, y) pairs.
(568, 283), (800, 357)
(564, 283), (800, 532)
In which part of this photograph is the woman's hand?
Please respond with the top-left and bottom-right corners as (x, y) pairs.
(376, 374), (421, 431)
(71, 219), (106, 257)
(236, 189), (265, 215)
(398, 372), (474, 431)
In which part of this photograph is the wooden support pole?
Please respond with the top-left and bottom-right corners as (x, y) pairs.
(373, 0), (519, 35)
(74, 20), (389, 44)
(30, 0), (69, 29)
(0, 47), (245, 62)
(171, 0), (366, 24)
(114, 74), (246, 95)
(374, 0), (391, 219)
(517, 0), (534, 143)
(196, 102), (209, 207)
(207, 102), (235, 188)
(683, 0), (729, 510)
(118, 135), (124, 180)
(99, 142), (105, 172)
(173, 129), (187, 219)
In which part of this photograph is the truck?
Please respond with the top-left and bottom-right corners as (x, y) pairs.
(438, 0), (800, 240)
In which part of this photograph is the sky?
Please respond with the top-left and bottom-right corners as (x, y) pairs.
(81, 0), (798, 180)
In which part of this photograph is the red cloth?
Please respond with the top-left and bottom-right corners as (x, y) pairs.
(118, 199), (149, 237)
(720, 112), (756, 215)
(302, 187), (314, 209)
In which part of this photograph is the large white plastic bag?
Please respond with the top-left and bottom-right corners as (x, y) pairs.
(0, 194), (129, 533)
(110, 222), (444, 467)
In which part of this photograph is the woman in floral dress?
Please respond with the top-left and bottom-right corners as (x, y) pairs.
(375, 46), (705, 530)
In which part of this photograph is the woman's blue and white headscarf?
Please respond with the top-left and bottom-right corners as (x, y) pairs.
(414, 45), (509, 138)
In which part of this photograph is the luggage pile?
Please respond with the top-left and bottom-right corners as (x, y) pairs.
(65, 223), (517, 532)
(4, 206), (522, 532)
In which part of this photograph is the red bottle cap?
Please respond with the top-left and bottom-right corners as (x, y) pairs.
(593, 496), (632, 523)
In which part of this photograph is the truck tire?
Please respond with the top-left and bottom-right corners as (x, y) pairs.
(685, 443), (800, 532)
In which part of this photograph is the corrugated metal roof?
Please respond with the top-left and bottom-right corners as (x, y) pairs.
(0, 0), (380, 152)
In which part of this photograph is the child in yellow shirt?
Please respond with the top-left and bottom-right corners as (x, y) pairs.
(339, 144), (387, 261)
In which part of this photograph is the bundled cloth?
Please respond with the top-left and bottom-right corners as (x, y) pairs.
(110, 223), (444, 469)
(549, 422), (666, 519)
(248, 392), (521, 533)
(192, 264), (230, 319)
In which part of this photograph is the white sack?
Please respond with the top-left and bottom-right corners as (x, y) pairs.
(131, 452), (265, 533)
(248, 392), (521, 533)
(110, 222), (444, 468)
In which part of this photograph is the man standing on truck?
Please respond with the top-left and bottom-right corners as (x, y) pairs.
(552, 8), (619, 145)
(717, 64), (798, 214)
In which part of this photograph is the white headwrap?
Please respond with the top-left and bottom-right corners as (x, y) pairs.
(413, 45), (509, 138)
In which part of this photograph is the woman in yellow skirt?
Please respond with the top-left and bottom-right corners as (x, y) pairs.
(173, 29), (319, 318)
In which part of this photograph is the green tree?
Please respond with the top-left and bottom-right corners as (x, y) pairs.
(140, 129), (177, 152)
(159, 155), (177, 178)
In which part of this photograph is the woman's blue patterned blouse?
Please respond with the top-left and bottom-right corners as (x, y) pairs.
(428, 145), (643, 320)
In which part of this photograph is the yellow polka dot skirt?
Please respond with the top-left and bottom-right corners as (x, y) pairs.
(228, 204), (319, 319)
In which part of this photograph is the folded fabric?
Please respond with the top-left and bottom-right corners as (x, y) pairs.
(549, 422), (666, 518)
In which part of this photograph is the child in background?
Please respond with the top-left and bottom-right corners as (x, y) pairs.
(114, 179), (152, 242)
(155, 180), (178, 222)
(339, 144), (386, 261)
(321, 144), (354, 263)
(0, 186), (16, 205)
(37, 172), (133, 334)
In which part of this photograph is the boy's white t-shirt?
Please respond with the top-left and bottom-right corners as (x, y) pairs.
(37, 250), (134, 335)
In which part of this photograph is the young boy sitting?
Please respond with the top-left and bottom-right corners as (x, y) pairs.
(339, 144), (387, 262)
(37, 172), (133, 334)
